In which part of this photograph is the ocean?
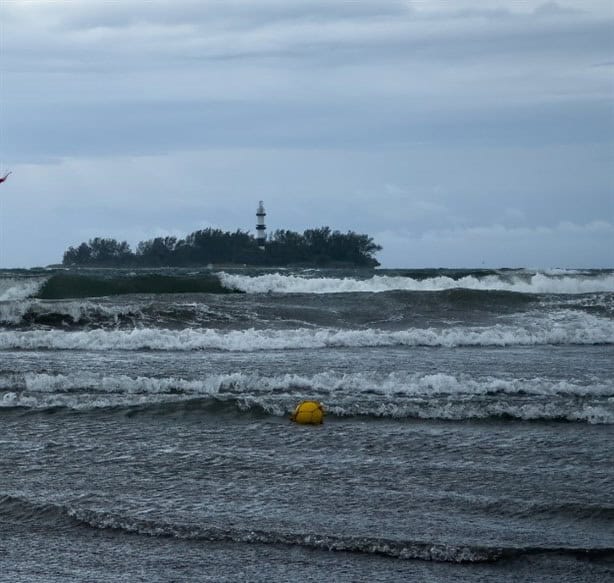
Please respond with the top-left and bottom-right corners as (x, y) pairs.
(0, 267), (612, 582)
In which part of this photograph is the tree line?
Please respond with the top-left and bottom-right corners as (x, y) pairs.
(62, 227), (382, 267)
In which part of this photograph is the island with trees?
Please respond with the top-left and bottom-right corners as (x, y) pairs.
(62, 227), (382, 268)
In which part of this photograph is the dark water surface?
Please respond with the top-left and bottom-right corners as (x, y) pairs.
(1, 268), (613, 581)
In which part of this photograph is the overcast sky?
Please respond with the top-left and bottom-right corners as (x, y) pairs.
(0, 0), (612, 268)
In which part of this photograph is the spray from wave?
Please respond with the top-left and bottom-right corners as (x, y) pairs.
(0, 277), (47, 301)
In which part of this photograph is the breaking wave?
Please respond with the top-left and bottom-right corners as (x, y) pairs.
(0, 299), (145, 327)
(0, 277), (47, 301)
(1, 495), (611, 563)
(2, 292), (611, 331)
(219, 271), (614, 295)
(3, 270), (614, 302)
(0, 290), (534, 330)
(1, 311), (612, 351)
(1, 371), (612, 423)
(0, 298), (244, 330)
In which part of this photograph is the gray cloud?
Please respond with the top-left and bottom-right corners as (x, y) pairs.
(3, 2), (612, 71)
(0, 0), (612, 267)
(4, 95), (611, 163)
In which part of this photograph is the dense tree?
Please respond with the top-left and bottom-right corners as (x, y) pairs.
(63, 238), (132, 266)
(136, 237), (178, 266)
(62, 227), (381, 267)
(89, 238), (133, 265)
(63, 242), (92, 265)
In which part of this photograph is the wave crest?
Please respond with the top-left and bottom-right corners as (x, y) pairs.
(1, 495), (611, 563)
(0, 277), (47, 301)
(1, 371), (612, 423)
(219, 272), (614, 295)
(1, 312), (612, 351)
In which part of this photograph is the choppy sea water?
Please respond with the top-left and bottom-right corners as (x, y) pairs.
(1, 267), (613, 582)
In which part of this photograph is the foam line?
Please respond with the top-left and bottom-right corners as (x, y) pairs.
(1, 312), (612, 351)
(219, 272), (614, 294)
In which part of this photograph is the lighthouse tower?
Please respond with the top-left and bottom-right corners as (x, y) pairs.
(256, 200), (267, 250)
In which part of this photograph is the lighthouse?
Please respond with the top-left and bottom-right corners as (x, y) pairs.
(256, 200), (267, 250)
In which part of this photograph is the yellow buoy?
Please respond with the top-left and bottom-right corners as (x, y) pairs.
(290, 400), (325, 425)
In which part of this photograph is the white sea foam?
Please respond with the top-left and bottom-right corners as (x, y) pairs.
(49, 301), (133, 324)
(0, 277), (47, 301)
(350, 400), (614, 424)
(1, 371), (611, 398)
(1, 371), (612, 423)
(0, 300), (33, 324)
(1, 310), (612, 351)
(218, 271), (614, 295)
